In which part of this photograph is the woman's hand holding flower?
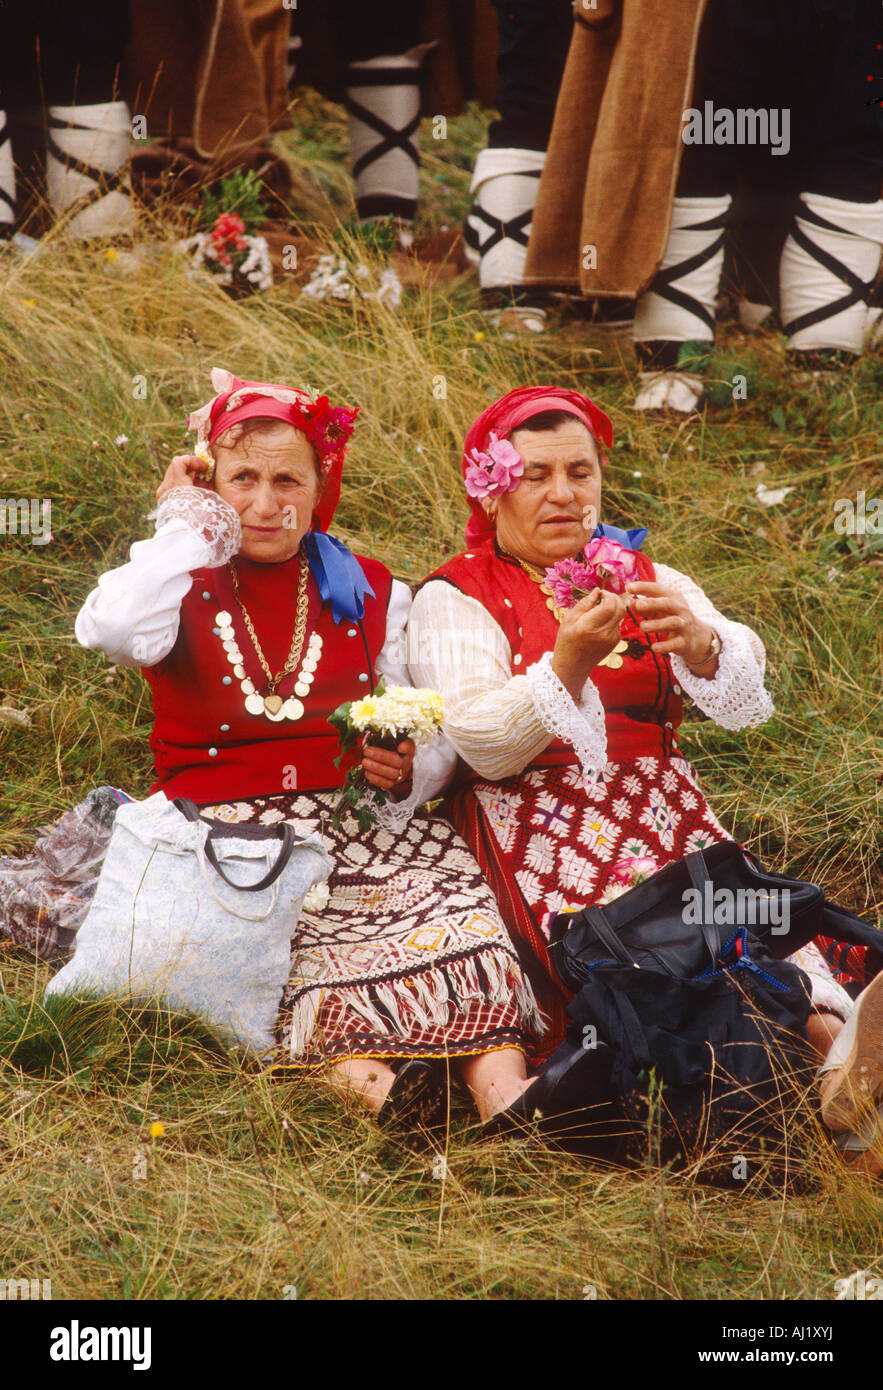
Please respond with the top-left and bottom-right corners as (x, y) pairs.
(626, 581), (719, 675)
(156, 453), (215, 502)
(551, 588), (629, 698)
(361, 737), (416, 798)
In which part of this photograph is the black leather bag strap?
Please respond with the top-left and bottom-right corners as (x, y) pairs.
(174, 798), (296, 893)
(581, 905), (637, 968)
(684, 849), (727, 965)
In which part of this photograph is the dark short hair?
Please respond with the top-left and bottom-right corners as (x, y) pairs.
(510, 409), (603, 462)
(511, 409), (582, 433)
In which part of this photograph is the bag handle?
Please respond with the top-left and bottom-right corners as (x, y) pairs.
(174, 798), (296, 893)
(684, 850), (729, 966)
(581, 905), (639, 968)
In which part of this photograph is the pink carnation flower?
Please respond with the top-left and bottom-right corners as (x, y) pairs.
(582, 536), (638, 594)
(545, 538), (638, 608)
(609, 854), (659, 887)
(464, 433), (524, 500)
(545, 557), (597, 610)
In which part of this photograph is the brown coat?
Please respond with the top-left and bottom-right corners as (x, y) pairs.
(126, 0), (498, 161)
(523, 0), (707, 299)
(126, 0), (291, 158)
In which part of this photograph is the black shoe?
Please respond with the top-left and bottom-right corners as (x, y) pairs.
(377, 1059), (448, 1148)
(482, 1044), (613, 1141)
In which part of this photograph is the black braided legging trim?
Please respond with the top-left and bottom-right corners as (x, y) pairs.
(781, 199), (877, 337)
(46, 116), (127, 219)
(344, 66), (422, 180)
(464, 184), (541, 259)
(643, 208), (730, 334)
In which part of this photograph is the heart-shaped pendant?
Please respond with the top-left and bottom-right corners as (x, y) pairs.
(264, 694), (283, 715)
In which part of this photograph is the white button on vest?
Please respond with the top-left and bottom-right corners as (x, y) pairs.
(513, 654), (523, 666)
(347, 628), (357, 636)
(673, 685), (682, 695)
(222, 676), (232, 686)
(358, 672), (369, 682)
(220, 724), (230, 732)
(504, 598), (513, 607)
(208, 747), (218, 757)
(202, 591), (211, 600)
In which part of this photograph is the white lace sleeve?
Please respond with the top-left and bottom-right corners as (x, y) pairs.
(154, 486), (241, 566)
(653, 562), (775, 730)
(407, 581), (608, 779)
(75, 489), (240, 669)
(525, 652), (609, 774)
(368, 579), (458, 829)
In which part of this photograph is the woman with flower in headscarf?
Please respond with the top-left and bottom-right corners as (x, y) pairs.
(72, 369), (547, 1144)
(407, 386), (882, 1160)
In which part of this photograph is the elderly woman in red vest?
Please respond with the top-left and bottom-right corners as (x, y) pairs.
(74, 369), (555, 1143)
(408, 386), (883, 1158)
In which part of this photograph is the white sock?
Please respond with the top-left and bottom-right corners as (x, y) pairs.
(780, 193), (883, 355)
(465, 147), (546, 288)
(633, 370), (705, 414)
(0, 111), (14, 230)
(346, 49), (428, 226)
(46, 101), (135, 238)
(633, 194), (731, 345)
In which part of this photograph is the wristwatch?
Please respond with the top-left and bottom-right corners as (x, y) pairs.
(696, 629), (722, 665)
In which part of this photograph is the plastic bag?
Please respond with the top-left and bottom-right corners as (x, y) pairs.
(0, 787), (131, 960)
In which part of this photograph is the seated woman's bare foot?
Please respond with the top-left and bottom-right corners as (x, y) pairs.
(458, 1048), (533, 1123)
(807, 1010), (844, 1062)
(818, 973), (883, 1131)
(325, 1058), (397, 1113)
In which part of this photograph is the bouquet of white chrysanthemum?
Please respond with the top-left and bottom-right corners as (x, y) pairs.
(328, 678), (444, 831)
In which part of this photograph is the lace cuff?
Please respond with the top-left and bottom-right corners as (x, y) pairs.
(370, 786), (424, 833)
(670, 621), (774, 730)
(525, 652), (608, 775)
(154, 487), (241, 567)
(367, 737), (450, 831)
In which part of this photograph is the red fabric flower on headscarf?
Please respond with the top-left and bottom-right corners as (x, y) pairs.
(187, 368), (358, 532)
(460, 386), (614, 548)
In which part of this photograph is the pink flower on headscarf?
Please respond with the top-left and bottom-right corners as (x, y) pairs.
(304, 401), (359, 456)
(463, 433), (524, 500)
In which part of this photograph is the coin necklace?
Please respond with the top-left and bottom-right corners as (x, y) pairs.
(515, 556), (629, 670)
(213, 554), (323, 722)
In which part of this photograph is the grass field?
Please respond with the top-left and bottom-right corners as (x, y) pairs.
(0, 95), (881, 1302)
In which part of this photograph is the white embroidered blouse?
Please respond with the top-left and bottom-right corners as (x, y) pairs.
(74, 487), (453, 812)
(407, 564), (775, 780)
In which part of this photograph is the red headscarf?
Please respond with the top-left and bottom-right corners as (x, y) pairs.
(461, 387), (614, 548)
(187, 368), (358, 532)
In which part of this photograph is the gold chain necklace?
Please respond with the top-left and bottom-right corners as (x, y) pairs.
(213, 555), (323, 722)
(514, 555), (629, 670)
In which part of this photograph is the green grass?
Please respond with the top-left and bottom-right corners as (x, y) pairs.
(0, 97), (881, 1300)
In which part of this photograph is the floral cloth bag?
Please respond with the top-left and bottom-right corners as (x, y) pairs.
(45, 793), (332, 1057)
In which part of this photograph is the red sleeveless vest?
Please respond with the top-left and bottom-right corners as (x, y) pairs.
(421, 543), (684, 769)
(144, 551), (392, 803)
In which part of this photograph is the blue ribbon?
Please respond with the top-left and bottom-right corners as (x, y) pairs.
(591, 523), (648, 551)
(303, 531), (376, 624)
